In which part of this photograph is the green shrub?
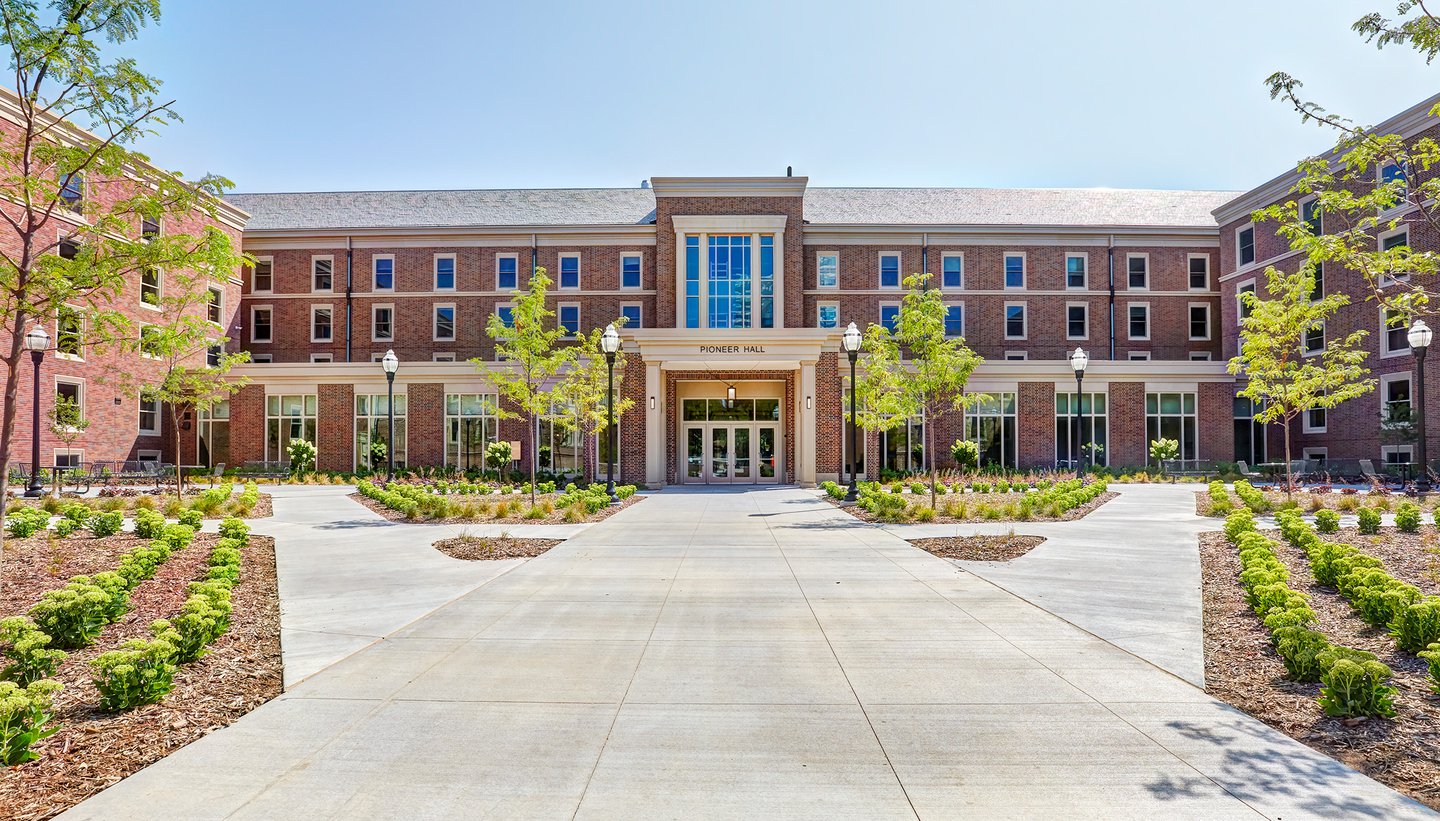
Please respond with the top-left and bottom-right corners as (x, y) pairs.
(1391, 597), (1440, 654)
(0, 617), (66, 686)
(1314, 509), (1340, 534)
(1207, 480), (1232, 515)
(1357, 507), (1381, 535)
(913, 505), (936, 523)
(0, 679), (63, 764)
(219, 517), (250, 540)
(158, 585), (232, 664)
(177, 508), (203, 529)
(28, 574), (129, 648)
(909, 482), (926, 495)
(1340, 568), (1420, 627)
(88, 510), (123, 538)
(1418, 642), (1440, 695)
(91, 633), (179, 711)
(1223, 509), (1256, 542)
(5, 507), (49, 539)
(61, 503), (91, 525)
(53, 518), (79, 538)
(1395, 502), (1423, 534)
(161, 524), (195, 552)
(1316, 646), (1397, 718)
(1273, 626), (1330, 682)
(133, 508), (166, 540)
(1232, 480), (1270, 513)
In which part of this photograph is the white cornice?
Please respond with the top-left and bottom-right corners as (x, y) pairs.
(240, 224), (657, 250)
(800, 224), (1220, 246)
(671, 215), (788, 232)
(650, 176), (808, 198)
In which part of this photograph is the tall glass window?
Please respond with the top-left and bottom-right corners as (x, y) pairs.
(265, 394), (316, 463)
(356, 394), (407, 470)
(881, 417), (924, 475)
(197, 401), (229, 468)
(707, 235), (752, 328)
(1055, 392), (1107, 467)
(1233, 397), (1266, 466)
(685, 236), (700, 328)
(541, 402), (582, 474)
(1146, 392), (1197, 461)
(445, 393), (498, 470)
(966, 393), (1017, 468)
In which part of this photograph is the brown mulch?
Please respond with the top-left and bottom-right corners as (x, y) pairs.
(0, 533), (282, 821)
(909, 534), (1046, 561)
(349, 491), (644, 524)
(831, 491), (1117, 524)
(1195, 489), (1440, 519)
(1199, 529), (1440, 810)
(433, 536), (562, 561)
(6, 491), (273, 520)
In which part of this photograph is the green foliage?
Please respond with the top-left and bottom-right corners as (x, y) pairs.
(28, 574), (127, 649)
(1316, 647), (1397, 719)
(286, 438), (317, 475)
(0, 617), (66, 686)
(1223, 508), (1257, 542)
(950, 439), (979, 471)
(5, 507), (49, 539)
(1314, 509), (1340, 534)
(132, 508), (166, 540)
(53, 518), (78, 538)
(1207, 480), (1233, 515)
(1357, 507), (1381, 535)
(1149, 438), (1179, 466)
(91, 634), (179, 711)
(159, 579), (233, 664)
(177, 508), (203, 529)
(218, 517), (250, 541)
(1419, 642), (1440, 695)
(820, 481), (846, 500)
(1395, 502), (1423, 533)
(1232, 480), (1270, 513)
(485, 441), (513, 472)
(1391, 597), (1440, 654)
(88, 510), (123, 538)
(0, 679), (63, 765)
(1273, 626), (1331, 681)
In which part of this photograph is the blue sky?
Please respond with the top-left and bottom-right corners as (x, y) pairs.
(116, 0), (1426, 194)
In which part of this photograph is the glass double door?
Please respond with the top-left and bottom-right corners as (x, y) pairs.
(685, 424), (779, 484)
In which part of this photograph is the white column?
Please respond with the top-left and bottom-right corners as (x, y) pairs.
(645, 361), (664, 486)
(798, 360), (817, 485)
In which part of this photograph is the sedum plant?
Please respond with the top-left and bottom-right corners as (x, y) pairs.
(1314, 509), (1340, 534)
(0, 617), (66, 686)
(0, 679), (63, 764)
(91, 632), (179, 711)
(1317, 647), (1397, 719)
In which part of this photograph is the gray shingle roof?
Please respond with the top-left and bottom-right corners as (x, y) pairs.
(227, 186), (1242, 231)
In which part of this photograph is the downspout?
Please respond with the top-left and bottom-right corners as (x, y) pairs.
(1107, 235), (1116, 360)
(344, 236), (354, 363)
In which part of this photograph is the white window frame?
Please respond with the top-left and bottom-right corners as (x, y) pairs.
(1004, 351), (1028, 361)
(139, 266), (162, 311)
(556, 302), (580, 337)
(311, 255), (335, 293)
(1128, 351), (1152, 361)
(1378, 162), (1411, 214)
(1382, 444), (1415, 464)
(878, 252), (902, 290)
(1303, 320), (1325, 357)
(1126, 253), (1149, 291)
(1127, 302), (1150, 341)
(620, 252), (644, 290)
(372, 254), (395, 292)
(310, 304), (334, 343)
(1189, 351), (1212, 361)
(251, 256), (273, 294)
(434, 302), (457, 342)
(557, 252), (581, 290)
(1064, 253), (1087, 290)
(1188, 302), (1211, 341)
(1004, 300), (1027, 340)
(55, 304), (84, 361)
(138, 324), (160, 360)
(1187, 253), (1210, 291)
(250, 353), (272, 363)
(54, 448), (84, 468)
(206, 286), (224, 326)
(1065, 301), (1088, 341)
(619, 301), (643, 329)
(1380, 372), (1412, 424)
(940, 252), (965, 290)
(1380, 307), (1411, 358)
(138, 396), (161, 435)
(879, 300), (901, 331)
(816, 250), (840, 289)
(1003, 252), (1026, 290)
(54, 377), (85, 425)
(1303, 404), (1327, 434)
(1236, 223), (1256, 269)
(1378, 226), (1410, 286)
(817, 300), (840, 329)
(250, 306), (272, 344)
(496, 301), (516, 329)
(496, 253), (520, 291)
(371, 304), (395, 342)
(1303, 447), (1328, 462)
(434, 253), (457, 291)
(432, 352), (457, 362)
(310, 353), (333, 363)
(942, 301), (965, 338)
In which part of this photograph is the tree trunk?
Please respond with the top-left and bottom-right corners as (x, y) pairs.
(929, 407), (938, 511)
(0, 310), (31, 563)
(1283, 417), (1294, 498)
(172, 408), (185, 503)
(529, 410), (538, 506)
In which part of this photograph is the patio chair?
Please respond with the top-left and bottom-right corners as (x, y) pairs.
(1235, 460), (1263, 480)
(207, 463), (227, 487)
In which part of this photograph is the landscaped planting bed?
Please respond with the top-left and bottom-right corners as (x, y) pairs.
(1196, 480), (1440, 518)
(822, 477), (1114, 523)
(351, 479), (641, 524)
(1199, 511), (1440, 810)
(0, 520), (280, 821)
(432, 534), (563, 561)
(7, 481), (271, 520)
(908, 533), (1046, 562)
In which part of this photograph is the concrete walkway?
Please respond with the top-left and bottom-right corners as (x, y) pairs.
(61, 486), (1432, 820)
(879, 483), (1215, 685)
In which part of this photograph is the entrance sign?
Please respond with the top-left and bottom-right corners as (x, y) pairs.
(699, 345), (767, 354)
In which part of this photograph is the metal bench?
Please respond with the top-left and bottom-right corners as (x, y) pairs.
(1161, 459), (1216, 480)
(237, 460), (289, 480)
(92, 460), (170, 490)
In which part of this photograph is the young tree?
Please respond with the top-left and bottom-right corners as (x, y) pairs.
(46, 393), (87, 495)
(553, 320), (635, 488)
(853, 273), (983, 510)
(482, 267), (575, 505)
(0, 1), (244, 554)
(1228, 265), (1375, 492)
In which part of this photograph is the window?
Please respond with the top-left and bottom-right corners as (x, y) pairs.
(58, 238), (79, 260)
(1147, 392), (1197, 460)
(1234, 397), (1266, 466)
(435, 254), (456, 290)
(1382, 373), (1412, 423)
(540, 401), (585, 475)
(967, 393), (1017, 469)
(196, 401), (229, 468)
(1237, 225), (1255, 267)
(139, 325), (161, 359)
(707, 235), (773, 328)
(1381, 227), (1409, 253)
(356, 393), (407, 470)
(557, 304), (579, 336)
(1005, 302), (1026, 339)
(817, 302), (839, 329)
(372, 305), (393, 342)
(496, 304), (514, 328)
(140, 267), (161, 306)
(880, 416), (925, 474)
(942, 254), (964, 289)
(1304, 405), (1326, 433)
(496, 254), (518, 290)
(1127, 254), (1148, 289)
(207, 287), (223, 324)
(54, 449), (82, 469)
(1379, 162), (1410, 208)
(557, 254), (580, 289)
(1065, 254), (1087, 289)
(251, 307), (272, 343)
(1128, 351), (1151, 361)
(310, 353), (332, 363)
(206, 342), (222, 368)
(56, 306), (82, 359)
(1304, 321), (1324, 355)
(252, 257), (273, 293)
(1189, 304), (1210, 341)
(1188, 255), (1209, 290)
(445, 393), (499, 469)
(620, 303), (642, 329)
(58, 172), (83, 212)
(1310, 262), (1324, 301)
(685, 236), (700, 327)
(55, 379), (84, 424)
(373, 255), (394, 290)
(141, 215), (161, 242)
(880, 303), (900, 332)
(1189, 351), (1212, 361)
(817, 252), (839, 288)
(434, 304), (457, 340)
(944, 304), (964, 338)
(433, 353), (456, 362)
(1055, 392), (1107, 467)
(312, 256), (333, 292)
(250, 354), (272, 363)
(138, 396), (161, 435)
(621, 253), (642, 289)
(879, 253), (901, 288)
(311, 306), (333, 342)
(1382, 308), (1410, 356)
(1004, 351), (1028, 361)
(1301, 198), (1322, 236)
(266, 394), (317, 463)
(1128, 303), (1149, 340)
(1066, 303), (1087, 340)
(1382, 445), (1415, 465)
(1004, 253), (1025, 289)
(1303, 447), (1328, 462)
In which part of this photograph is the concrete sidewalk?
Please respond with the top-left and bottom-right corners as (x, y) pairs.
(61, 485), (1432, 820)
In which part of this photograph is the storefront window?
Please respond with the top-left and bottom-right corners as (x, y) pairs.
(265, 394), (316, 464)
(966, 392), (1017, 469)
(355, 394), (407, 470)
(1055, 392), (1107, 467)
(540, 402), (582, 474)
(1147, 392), (1197, 461)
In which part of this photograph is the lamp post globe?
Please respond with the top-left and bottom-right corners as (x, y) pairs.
(1069, 347), (1089, 479)
(381, 350), (398, 484)
(842, 322), (863, 502)
(600, 324), (621, 504)
(23, 325), (50, 497)
(1409, 320), (1432, 495)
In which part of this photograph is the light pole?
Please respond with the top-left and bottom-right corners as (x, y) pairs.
(599, 324), (622, 504)
(23, 325), (50, 497)
(1410, 320), (1433, 495)
(381, 349), (398, 484)
(1070, 347), (1089, 479)
(842, 322), (863, 502)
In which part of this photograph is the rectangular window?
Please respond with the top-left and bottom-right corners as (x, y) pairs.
(266, 394), (318, 464)
(1238, 225), (1256, 267)
(685, 236), (700, 328)
(942, 254), (964, 289)
(1004, 253), (1025, 289)
(1383, 445), (1415, 465)
(1065, 254), (1087, 289)
(817, 302), (839, 329)
(1189, 255), (1209, 290)
(1146, 392), (1198, 460)
(496, 254), (518, 290)
(621, 253), (642, 289)
(1302, 198), (1322, 235)
(817, 252), (839, 288)
(58, 238), (79, 260)
(497, 304), (514, 328)
(1128, 303), (1149, 340)
(434, 304), (457, 340)
(1383, 308), (1410, 356)
(1127, 254), (1148, 289)
(251, 354), (272, 363)
(620, 303), (642, 329)
(54, 449), (83, 469)
(1304, 405), (1326, 433)
(1189, 351), (1212, 361)
(879, 253), (901, 289)
(1066, 303), (1087, 340)
(1310, 262), (1325, 301)
(1189, 304), (1210, 341)
(966, 393), (1018, 469)
(58, 172), (83, 212)
(56, 306), (82, 359)
(310, 353), (332, 363)
(558, 253), (580, 289)
(1005, 302), (1026, 339)
(139, 325), (161, 359)
(312, 256), (334, 292)
(558, 303), (579, 336)
(1304, 322), (1325, 354)
(251, 307), (272, 343)
(140, 267), (161, 307)
(433, 353), (456, 362)
(880, 303), (900, 332)
(1129, 351), (1151, 361)
(944, 304), (964, 338)
(1380, 162), (1410, 207)
(373, 255), (394, 290)
(252, 257), (273, 293)
(1382, 374), (1412, 424)
(355, 393), (407, 470)
(705, 235), (772, 329)
(435, 254), (456, 290)
(206, 342), (222, 368)
(1004, 351), (1028, 361)
(1055, 391), (1108, 467)
(141, 216), (161, 242)
(138, 396), (160, 435)
(1381, 228), (1408, 253)
(311, 306), (333, 342)
(444, 393), (500, 469)
(55, 379), (83, 422)
(207, 287), (223, 325)
(372, 305), (393, 342)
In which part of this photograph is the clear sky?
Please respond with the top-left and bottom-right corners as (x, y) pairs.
(115, 0), (1427, 194)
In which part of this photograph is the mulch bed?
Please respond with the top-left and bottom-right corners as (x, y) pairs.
(433, 535), (562, 560)
(0, 531), (282, 821)
(349, 491), (644, 524)
(1199, 528), (1440, 810)
(832, 491), (1117, 524)
(1194, 489), (1440, 519)
(909, 534), (1046, 561)
(6, 491), (273, 520)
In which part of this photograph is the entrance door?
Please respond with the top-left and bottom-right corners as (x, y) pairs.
(684, 424), (779, 484)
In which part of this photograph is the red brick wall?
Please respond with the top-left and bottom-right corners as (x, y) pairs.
(317, 384), (354, 472)
(1108, 382), (1147, 467)
(1018, 381), (1056, 468)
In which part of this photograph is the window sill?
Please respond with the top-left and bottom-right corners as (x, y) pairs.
(138, 302), (162, 313)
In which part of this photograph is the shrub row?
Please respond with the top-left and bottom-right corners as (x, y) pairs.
(854, 478), (1105, 521)
(0, 617), (66, 686)
(820, 481), (847, 500)
(1207, 481), (1233, 516)
(360, 479), (635, 519)
(1232, 480), (1270, 513)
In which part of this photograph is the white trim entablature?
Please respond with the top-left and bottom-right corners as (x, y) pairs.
(240, 224), (658, 251)
(798, 224), (1221, 247)
(670, 215), (789, 233)
(650, 176), (808, 198)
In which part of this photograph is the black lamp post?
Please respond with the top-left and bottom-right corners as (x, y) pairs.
(1070, 346), (1089, 479)
(842, 321), (863, 502)
(381, 349), (398, 484)
(23, 325), (49, 498)
(1410, 320), (1433, 495)
(600, 324), (621, 504)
